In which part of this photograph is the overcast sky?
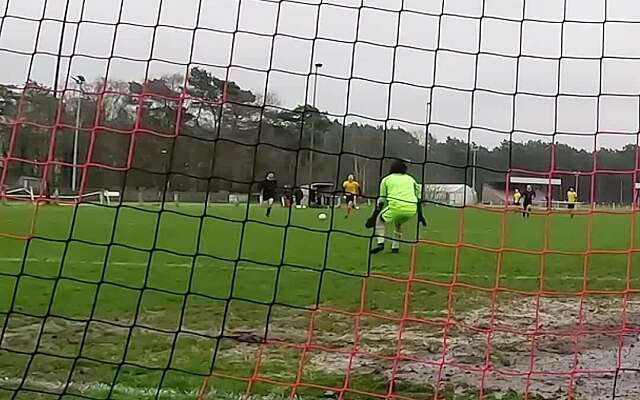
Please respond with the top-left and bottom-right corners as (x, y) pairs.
(2, 0), (640, 150)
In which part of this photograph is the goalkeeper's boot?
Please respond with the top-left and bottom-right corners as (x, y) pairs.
(370, 244), (384, 254)
(391, 248), (400, 254)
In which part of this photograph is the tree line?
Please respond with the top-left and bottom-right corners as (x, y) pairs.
(0, 67), (638, 204)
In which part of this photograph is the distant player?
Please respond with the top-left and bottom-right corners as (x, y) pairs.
(522, 184), (535, 218)
(366, 160), (426, 254)
(567, 187), (578, 218)
(513, 188), (521, 206)
(545, 195), (551, 211)
(293, 186), (304, 208)
(261, 172), (277, 217)
(282, 185), (293, 208)
(342, 174), (361, 218)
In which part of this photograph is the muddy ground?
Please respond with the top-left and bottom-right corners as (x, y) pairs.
(289, 295), (640, 399)
(2, 295), (640, 399)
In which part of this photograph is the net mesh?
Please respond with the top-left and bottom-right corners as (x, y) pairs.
(1, 0), (640, 399)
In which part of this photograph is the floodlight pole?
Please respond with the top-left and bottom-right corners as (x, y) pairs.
(71, 75), (86, 192)
(471, 144), (479, 193)
(73, 93), (81, 191)
(426, 102), (431, 151)
(620, 177), (624, 205)
(161, 148), (169, 190)
(309, 62), (323, 184)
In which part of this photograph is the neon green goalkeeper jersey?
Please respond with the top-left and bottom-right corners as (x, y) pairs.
(379, 173), (421, 213)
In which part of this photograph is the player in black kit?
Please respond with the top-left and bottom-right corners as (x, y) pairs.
(522, 184), (535, 218)
(261, 172), (277, 217)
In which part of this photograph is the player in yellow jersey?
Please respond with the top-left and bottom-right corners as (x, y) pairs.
(513, 188), (522, 206)
(342, 174), (361, 218)
(567, 187), (578, 218)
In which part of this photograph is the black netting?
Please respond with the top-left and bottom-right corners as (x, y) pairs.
(2, 1), (640, 399)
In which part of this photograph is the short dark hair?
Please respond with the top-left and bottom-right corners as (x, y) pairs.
(389, 160), (408, 174)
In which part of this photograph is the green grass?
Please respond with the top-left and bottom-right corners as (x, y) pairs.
(0, 203), (639, 399)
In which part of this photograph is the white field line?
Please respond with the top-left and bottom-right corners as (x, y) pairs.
(0, 377), (287, 400)
(0, 257), (631, 283)
(0, 377), (198, 399)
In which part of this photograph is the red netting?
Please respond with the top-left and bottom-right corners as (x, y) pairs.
(198, 231), (640, 399)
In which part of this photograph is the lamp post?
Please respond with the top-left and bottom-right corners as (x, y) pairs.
(620, 177), (624, 205)
(471, 143), (479, 193)
(70, 75), (86, 192)
(309, 62), (323, 184)
(425, 101), (432, 155)
(312, 63), (322, 108)
(161, 148), (169, 190)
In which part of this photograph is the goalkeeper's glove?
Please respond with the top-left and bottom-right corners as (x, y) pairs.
(417, 203), (427, 227)
(365, 202), (384, 229)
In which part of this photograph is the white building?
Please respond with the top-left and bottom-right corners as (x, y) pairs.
(423, 184), (478, 206)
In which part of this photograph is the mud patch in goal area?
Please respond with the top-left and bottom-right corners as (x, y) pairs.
(298, 295), (640, 399)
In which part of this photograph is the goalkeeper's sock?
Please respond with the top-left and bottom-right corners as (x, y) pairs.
(391, 231), (401, 252)
(370, 219), (386, 255)
(375, 220), (385, 245)
(266, 206), (272, 217)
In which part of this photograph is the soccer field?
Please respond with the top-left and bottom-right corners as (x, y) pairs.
(1, 203), (639, 399)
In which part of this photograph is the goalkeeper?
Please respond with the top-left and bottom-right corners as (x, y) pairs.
(366, 160), (426, 254)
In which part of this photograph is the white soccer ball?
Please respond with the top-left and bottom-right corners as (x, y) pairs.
(318, 213), (327, 220)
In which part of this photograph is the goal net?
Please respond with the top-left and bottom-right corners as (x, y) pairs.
(1, 0), (639, 399)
